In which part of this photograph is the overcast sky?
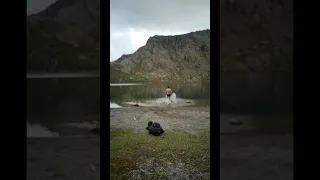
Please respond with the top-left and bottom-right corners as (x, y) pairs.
(110, 0), (210, 61)
(27, 0), (210, 62)
(27, 0), (56, 15)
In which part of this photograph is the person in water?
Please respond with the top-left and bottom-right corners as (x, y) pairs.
(165, 86), (173, 101)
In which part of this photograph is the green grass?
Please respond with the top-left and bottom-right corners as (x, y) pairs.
(110, 64), (149, 83)
(109, 62), (210, 83)
(110, 127), (210, 179)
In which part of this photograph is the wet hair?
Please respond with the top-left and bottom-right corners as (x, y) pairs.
(167, 86), (170, 88)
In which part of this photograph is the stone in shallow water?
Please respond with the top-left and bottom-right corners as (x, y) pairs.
(229, 117), (243, 126)
(89, 121), (100, 134)
(89, 128), (100, 134)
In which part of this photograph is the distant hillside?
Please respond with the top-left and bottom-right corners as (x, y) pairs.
(27, 0), (100, 72)
(110, 30), (210, 83)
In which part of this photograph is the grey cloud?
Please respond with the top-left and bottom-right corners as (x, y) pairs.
(110, 33), (134, 57)
(29, 0), (210, 61)
(27, 0), (57, 15)
(110, 0), (210, 32)
(110, 0), (210, 61)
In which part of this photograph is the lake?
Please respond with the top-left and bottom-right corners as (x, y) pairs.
(220, 71), (293, 114)
(27, 77), (100, 137)
(27, 71), (292, 137)
(110, 83), (211, 108)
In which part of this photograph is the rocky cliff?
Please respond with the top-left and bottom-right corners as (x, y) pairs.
(110, 30), (210, 83)
(27, 0), (100, 72)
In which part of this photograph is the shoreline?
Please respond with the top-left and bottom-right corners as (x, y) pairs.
(27, 73), (100, 79)
(110, 80), (210, 84)
(110, 106), (210, 179)
(27, 106), (292, 180)
(110, 106), (292, 180)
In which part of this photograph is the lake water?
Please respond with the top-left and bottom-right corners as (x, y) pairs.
(110, 83), (210, 108)
(27, 72), (292, 137)
(27, 77), (100, 138)
(220, 71), (293, 114)
(27, 80), (210, 137)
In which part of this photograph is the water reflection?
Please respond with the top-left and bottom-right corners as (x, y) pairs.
(220, 71), (293, 114)
(27, 78), (100, 130)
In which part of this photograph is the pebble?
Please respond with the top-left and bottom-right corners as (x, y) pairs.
(229, 117), (243, 126)
(89, 163), (96, 172)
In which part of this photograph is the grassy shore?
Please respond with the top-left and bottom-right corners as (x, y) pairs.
(110, 127), (210, 179)
(110, 106), (211, 180)
(26, 106), (292, 180)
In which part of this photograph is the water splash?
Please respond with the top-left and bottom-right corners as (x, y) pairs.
(110, 102), (122, 108)
(125, 93), (195, 107)
(27, 122), (60, 138)
(61, 121), (97, 130)
(170, 92), (177, 102)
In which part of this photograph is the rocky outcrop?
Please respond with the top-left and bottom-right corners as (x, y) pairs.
(110, 30), (210, 83)
(27, 0), (100, 72)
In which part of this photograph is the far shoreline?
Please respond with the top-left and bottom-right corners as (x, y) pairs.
(27, 72), (100, 79)
(110, 80), (210, 84)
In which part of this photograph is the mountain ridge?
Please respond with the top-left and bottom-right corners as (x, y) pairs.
(27, 0), (100, 72)
(110, 29), (210, 83)
(110, 0), (293, 83)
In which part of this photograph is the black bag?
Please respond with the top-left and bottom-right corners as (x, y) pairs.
(146, 122), (164, 136)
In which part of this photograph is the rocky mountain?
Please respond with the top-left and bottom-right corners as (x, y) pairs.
(219, 0), (293, 113)
(27, 0), (100, 72)
(110, 30), (210, 83)
(220, 0), (293, 72)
